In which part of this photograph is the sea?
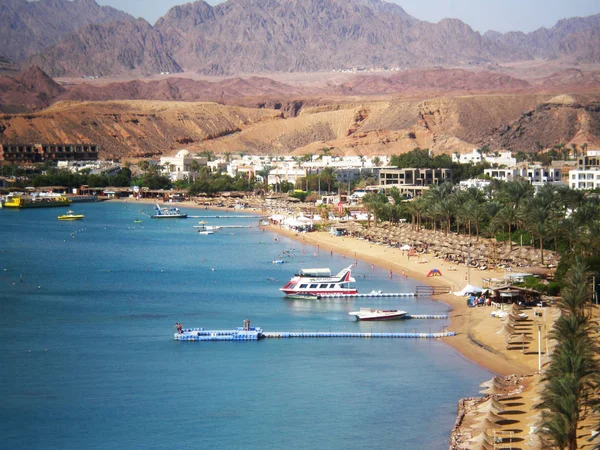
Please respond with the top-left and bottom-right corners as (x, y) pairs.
(0, 201), (491, 449)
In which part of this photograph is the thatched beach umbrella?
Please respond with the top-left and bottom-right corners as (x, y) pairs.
(471, 417), (500, 430)
(496, 323), (516, 335)
(480, 376), (509, 389)
(466, 432), (494, 450)
(476, 397), (505, 414)
(508, 333), (531, 352)
(474, 410), (504, 425)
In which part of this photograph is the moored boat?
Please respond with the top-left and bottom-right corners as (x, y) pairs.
(58, 210), (84, 220)
(150, 204), (187, 219)
(280, 265), (357, 298)
(193, 221), (220, 234)
(3, 193), (71, 208)
(349, 308), (408, 321)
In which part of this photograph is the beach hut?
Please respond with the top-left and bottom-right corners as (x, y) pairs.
(426, 268), (442, 277)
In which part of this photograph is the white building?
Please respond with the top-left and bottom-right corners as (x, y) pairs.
(452, 149), (516, 167)
(160, 150), (207, 181)
(267, 166), (306, 186)
(484, 166), (561, 184)
(484, 151), (517, 167)
(452, 149), (482, 164)
(458, 178), (491, 191)
(569, 168), (600, 190)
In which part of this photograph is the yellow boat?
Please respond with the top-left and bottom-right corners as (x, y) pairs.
(58, 210), (84, 221)
(4, 193), (71, 208)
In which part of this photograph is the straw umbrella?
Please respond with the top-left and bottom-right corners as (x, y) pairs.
(474, 410), (504, 425)
(496, 323), (516, 335)
(471, 417), (500, 430)
(480, 376), (509, 389)
(480, 382), (509, 396)
(508, 333), (531, 352)
(476, 397), (505, 414)
(466, 432), (494, 450)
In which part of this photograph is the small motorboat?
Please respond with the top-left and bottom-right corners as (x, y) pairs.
(194, 220), (220, 234)
(58, 210), (84, 221)
(134, 218), (142, 223)
(349, 308), (408, 321)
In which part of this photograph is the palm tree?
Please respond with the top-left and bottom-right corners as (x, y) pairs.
(538, 261), (598, 450)
(317, 203), (330, 222)
(256, 165), (273, 191)
(521, 198), (552, 264)
(138, 160), (150, 173)
(407, 198), (426, 231)
(189, 160), (202, 183)
(319, 167), (336, 193)
(500, 177), (534, 210)
(361, 193), (387, 228)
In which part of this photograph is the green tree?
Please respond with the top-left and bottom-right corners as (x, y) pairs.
(538, 261), (598, 450)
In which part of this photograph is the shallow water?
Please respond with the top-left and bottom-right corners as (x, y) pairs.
(0, 201), (491, 449)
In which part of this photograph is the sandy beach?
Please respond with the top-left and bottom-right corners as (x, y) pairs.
(119, 197), (550, 447)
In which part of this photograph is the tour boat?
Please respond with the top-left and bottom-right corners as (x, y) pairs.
(58, 210), (84, 220)
(150, 204), (187, 219)
(280, 265), (357, 298)
(349, 308), (408, 321)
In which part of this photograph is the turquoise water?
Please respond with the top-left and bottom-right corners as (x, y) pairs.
(0, 201), (491, 449)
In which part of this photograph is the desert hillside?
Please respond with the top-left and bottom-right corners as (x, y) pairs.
(3, 91), (599, 159)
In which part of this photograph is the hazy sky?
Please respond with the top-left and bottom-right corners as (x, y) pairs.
(96, 0), (600, 33)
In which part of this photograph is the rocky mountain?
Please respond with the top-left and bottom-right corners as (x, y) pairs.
(485, 94), (600, 152)
(484, 14), (600, 61)
(2, 0), (599, 77)
(0, 100), (283, 159)
(155, 0), (518, 74)
(29, 19), (182, 77)
(0, 0), (132, 62)
(0, 65), (65, 113)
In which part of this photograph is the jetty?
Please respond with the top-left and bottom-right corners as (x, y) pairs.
(173, 319), (453, 342)
(187, 215), (266, 219)
(317, 292), (417, 299)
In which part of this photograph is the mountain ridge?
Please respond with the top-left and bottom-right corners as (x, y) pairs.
(1, 0), (599, 76)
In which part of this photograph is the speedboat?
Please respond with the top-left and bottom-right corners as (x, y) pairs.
(349, 308), (408, 321)
(280, 265), (357, 298)
(194, 221), (220, 234)
(58, 210), (84, 220)
(150, 204), (187, 219)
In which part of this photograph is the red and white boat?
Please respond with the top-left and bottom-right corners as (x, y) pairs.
(280, 266), (357, 298)
(349, 308), (408, 321)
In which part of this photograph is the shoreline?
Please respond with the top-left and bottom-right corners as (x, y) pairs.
(115, 197), (538, 375)
(114, 197), (544, 445)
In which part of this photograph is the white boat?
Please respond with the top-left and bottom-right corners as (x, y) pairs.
(150, 204), (187, 219)
(349, 308), (408, 321)
(193, 221), (221, 234)
(280, 265), (357, 298)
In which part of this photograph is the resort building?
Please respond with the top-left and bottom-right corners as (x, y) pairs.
(569, 168), (600, 190)
(378, 168), (452, 187)
(0, 144), (99, 164)
(159, 150), (207, 182)
(452, 149), (516, 167)
(576, 150), (600, 170)
(484, 166), (562, 185)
